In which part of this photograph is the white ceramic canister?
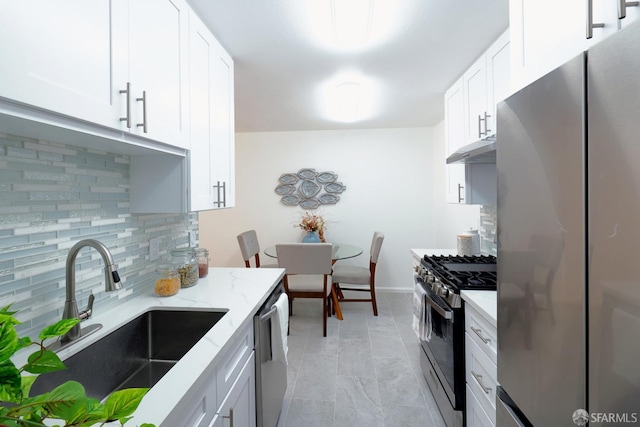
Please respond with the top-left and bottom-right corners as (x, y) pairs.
(466, 228), (480, 254)
(457, 234), (473, 256)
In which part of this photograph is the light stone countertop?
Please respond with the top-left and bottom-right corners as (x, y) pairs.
(461, 290), (497, 327)
(14, 267), (285, 427)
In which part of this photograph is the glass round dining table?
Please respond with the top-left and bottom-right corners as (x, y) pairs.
(263, 243), (363, 261)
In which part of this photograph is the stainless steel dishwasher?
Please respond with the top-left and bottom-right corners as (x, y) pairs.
(254, 281), (287, 427)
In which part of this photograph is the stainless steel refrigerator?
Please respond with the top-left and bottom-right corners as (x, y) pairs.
(496, 18), (640, 427)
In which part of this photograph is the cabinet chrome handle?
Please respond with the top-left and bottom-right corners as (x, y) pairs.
(119, 82), (131, 129)
(483, 112), (492, 135)
(457, 183), (465, 203)
(477, 114), (484, 138)
(223, 408), (234, 427)
(471, 370), (492, 394)
(213, 181), (227, 208)
(471, 326), (491, 344)
(136, 91), (148, 133)
(619, 0), (640, 19)
(586, 0), (604, 39)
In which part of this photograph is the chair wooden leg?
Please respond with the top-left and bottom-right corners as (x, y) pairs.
(370, 282), (378, 316)
(322, 294), (328, 337)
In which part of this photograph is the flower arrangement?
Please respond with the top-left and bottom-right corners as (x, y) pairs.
(296, 211), (326, 242)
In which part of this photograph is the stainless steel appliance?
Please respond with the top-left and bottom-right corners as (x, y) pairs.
(415, 255), (497, 427)
(254, 281), (287, 427)
(497, 18), (640, 426)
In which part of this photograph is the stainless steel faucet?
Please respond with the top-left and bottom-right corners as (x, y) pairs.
(61, 239), (122, 343)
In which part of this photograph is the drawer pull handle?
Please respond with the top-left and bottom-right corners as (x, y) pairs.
(471, 326), (490, 344)
(471, 370), (492, 394)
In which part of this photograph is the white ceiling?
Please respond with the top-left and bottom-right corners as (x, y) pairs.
(187, 0), (509, 133)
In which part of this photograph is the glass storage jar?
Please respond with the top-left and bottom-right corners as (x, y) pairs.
(195, 247), (210, 278)
(155, 264), (180, 296)
(171, 248), (199, 288)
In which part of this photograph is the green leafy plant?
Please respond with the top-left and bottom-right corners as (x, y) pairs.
(0, 305), (155, 427)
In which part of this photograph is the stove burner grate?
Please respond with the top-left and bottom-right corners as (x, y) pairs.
(421, 254), (497, 291)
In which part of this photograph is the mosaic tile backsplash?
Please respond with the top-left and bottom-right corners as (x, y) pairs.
(480, 205), (497, 256)
(0, 133), (197, 340)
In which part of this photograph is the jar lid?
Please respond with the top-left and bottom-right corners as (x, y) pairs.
(156, 264), (177, 274)
(195, 247), (209, 256)
(171, 247), (196, 255)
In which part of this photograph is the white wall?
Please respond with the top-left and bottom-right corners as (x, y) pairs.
(199, 123), (480, 291)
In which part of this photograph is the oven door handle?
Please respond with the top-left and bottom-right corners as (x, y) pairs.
(424, 291), (454, 321)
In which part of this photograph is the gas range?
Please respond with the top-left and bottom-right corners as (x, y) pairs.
(415, 253), (498, 427)
(416, 254), (497, 308)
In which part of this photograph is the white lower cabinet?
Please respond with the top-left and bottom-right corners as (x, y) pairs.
(465, 304), (498, 426)
(209, 352), (256, 427)
(164, 323), (255, 427)
(466, 384), (494, 427)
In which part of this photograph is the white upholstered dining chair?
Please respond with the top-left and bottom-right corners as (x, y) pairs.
(236, 230), (277, 268)
(275, 243), (333, 337)
(332, 231), (384, 316)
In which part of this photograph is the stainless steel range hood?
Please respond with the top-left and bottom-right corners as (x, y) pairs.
(446, 138), (496, 164)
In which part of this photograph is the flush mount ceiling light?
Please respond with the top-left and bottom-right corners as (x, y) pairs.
(334, 82), (362, 122)
(317, 72), (379, 123)
(331, 0), (375, 49)
(293, 0), (404, 52)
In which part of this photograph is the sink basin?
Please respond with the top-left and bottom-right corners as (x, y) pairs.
(31, 309), (228, 400)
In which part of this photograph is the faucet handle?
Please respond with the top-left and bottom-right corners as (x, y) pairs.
(79, 293), (95, 321)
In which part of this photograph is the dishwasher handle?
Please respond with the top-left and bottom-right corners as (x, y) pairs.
(259, 305), (277, 322)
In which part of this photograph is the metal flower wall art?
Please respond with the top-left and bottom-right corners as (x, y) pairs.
(275, 168), (346, 209)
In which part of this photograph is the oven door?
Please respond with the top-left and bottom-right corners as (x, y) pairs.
(419, 281), (463, 409)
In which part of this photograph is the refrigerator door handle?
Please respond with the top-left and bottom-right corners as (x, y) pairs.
(586, 0), (605, 39)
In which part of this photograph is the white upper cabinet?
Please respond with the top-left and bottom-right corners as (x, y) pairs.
(510, 0), (640, 91)
(188, 13), (216, 212)
(0, 0), (189, 150)
(462, 30), (510, 144)
(485, 31), (511, 135)
(210, 37), (236, 209)
(0, 1), (123, 128)
(118, 0), (190, 149)
(188, 12), (235, 212)
(130, 11), (235, 214)
(445, 77), (467, 204)
(444, 30), (508, 205)
(463, 57), (489, 145)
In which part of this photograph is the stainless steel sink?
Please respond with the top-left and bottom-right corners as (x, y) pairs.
(31, 309), (228, 400)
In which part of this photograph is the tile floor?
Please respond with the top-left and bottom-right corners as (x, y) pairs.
(276, 291), (447, 427)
